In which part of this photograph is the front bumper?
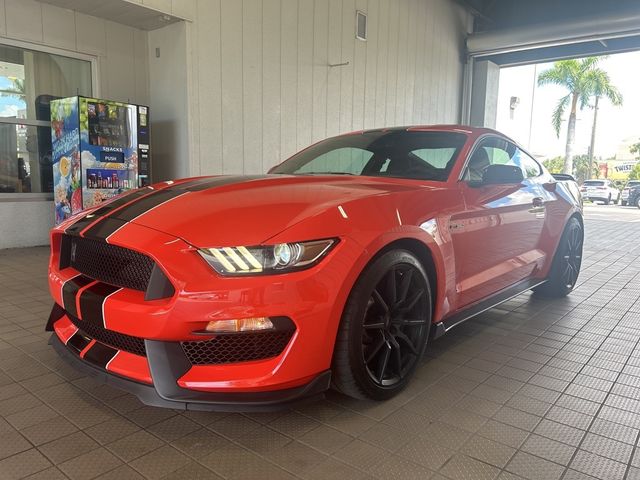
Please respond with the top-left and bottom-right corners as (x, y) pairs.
(48, 308), (331, 411)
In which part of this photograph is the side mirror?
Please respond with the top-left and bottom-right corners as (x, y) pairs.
(481, 164), (524, 185)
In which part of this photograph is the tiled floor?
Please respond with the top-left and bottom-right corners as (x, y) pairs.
(2, 205), (640, 480)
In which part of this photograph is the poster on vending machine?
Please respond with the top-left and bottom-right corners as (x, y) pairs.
(50, 97), (81, 224)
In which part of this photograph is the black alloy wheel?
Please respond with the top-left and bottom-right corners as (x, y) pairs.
(560, 224), (583, 290)
(361, 264), (429, 387)
(533, 217), (583, 298)
(332, 250), (431, 400)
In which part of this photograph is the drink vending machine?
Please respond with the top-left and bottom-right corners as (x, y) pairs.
(50, 96), (150, 224)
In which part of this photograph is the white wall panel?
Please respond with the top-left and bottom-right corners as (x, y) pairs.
(0, 0), (6, 37)
(193, 0), (222, 176)
(133, 27), (149, 105)
(220, 0), (243, 174)
(338, 0), (355, 134)
(74, 12), (107, 56)
(242, 0), (263, 174)
(104, 21), (136, 102)
(184, 0), (469, 175)
(148, 20), (188, 181)
(352, 0), (367, 130)
(5, 0), (43, 43)
(142, 0), (171, 14)
(42, 3), (75, 50)
(0, 201), (53, 248)
(171, 0), (195, 20)
(280, 0), (298, 160)
(325, 0), (342, 138)
(262, 0), (281, 171)
(296, 0), (313, 151)
(311, 0), (328, 142)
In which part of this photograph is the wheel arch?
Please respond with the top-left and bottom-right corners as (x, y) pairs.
(373, 238), (438, 317)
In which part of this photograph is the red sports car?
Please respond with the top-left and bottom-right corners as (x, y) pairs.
(46, 125), (583, 410)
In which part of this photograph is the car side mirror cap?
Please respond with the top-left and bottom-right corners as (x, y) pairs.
(481, 164), (524, 185)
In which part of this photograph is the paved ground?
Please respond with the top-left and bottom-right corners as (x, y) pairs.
(1, 204), (640, 480)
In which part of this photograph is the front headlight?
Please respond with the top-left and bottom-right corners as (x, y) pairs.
(198, 238), (337, 275)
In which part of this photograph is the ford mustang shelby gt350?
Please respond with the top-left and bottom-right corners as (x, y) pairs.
(46, 125), (583, 410)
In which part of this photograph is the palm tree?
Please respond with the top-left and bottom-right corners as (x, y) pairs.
(0, 78), (25, 100)
(537, 57), (619, 175)
(585, 68), (622, 179)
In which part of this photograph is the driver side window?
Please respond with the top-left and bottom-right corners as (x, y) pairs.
(464, 137), (538, 181)
(464, 137), (514, 182)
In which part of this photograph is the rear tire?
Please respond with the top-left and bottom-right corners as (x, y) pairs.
(622, 201), (628, 206)
(533, 217), (583, 298)
(332, 250), (432, 400)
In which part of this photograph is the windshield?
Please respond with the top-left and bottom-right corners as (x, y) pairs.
(271, 130), (467, 182)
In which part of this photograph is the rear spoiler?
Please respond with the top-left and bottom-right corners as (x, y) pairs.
(551, 173), (576, 182)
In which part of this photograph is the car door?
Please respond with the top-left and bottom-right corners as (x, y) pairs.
(449, 136), (549, 309)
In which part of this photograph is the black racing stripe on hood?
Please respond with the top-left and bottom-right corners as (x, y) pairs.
(81, 175), (270, 241)
(65, 187), (154, 236)
(82, 218), (128, 241)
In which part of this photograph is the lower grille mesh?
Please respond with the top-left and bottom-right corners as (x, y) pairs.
(68, 315), (146, 357)
(181, 331), (294, 365)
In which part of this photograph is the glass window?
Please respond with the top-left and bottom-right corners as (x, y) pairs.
(297, 147), (375, 175)
(0, 43), (92, 193)
(464, 137), (541, 181)
(272, 131), (467, 182)
(518, 150), (542, 178)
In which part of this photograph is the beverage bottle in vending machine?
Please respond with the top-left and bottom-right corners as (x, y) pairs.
(112, 173), (119, 189)
(97, 172), (102, 188)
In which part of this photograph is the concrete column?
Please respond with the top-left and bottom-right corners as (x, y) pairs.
(469, 60), (500, 128)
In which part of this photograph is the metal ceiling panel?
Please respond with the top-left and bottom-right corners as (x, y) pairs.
(37, 0), (185, 30)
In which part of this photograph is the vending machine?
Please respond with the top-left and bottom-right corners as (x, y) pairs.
(50, 96), (150, 224)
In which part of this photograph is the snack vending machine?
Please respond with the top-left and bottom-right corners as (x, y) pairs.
(50, 96), (150, 224)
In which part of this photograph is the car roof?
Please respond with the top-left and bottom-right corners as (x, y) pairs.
(340, 124), (506, 138)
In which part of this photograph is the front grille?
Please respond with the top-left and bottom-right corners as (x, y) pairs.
(62, 235), (154, 292)
(68, 315), (146, 357)
(181, 331), (294, 365)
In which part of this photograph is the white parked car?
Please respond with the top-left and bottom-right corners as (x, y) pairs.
(621, 180), (640, 206)
(580, 179), (620, 204)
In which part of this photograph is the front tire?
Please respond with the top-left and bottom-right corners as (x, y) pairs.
(533, 217), (583, 298)
(332, 250), (432, 400)
(622, 201), (628, 206)
(636, 197), (640, 209)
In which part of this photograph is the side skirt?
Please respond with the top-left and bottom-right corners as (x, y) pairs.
(430, 278), (547, 340)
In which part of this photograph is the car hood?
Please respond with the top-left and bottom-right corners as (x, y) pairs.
(123, 175), (435, 247)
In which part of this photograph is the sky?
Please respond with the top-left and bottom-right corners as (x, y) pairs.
(0, 76), (25, 118)
(496, 51), (640, 161)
